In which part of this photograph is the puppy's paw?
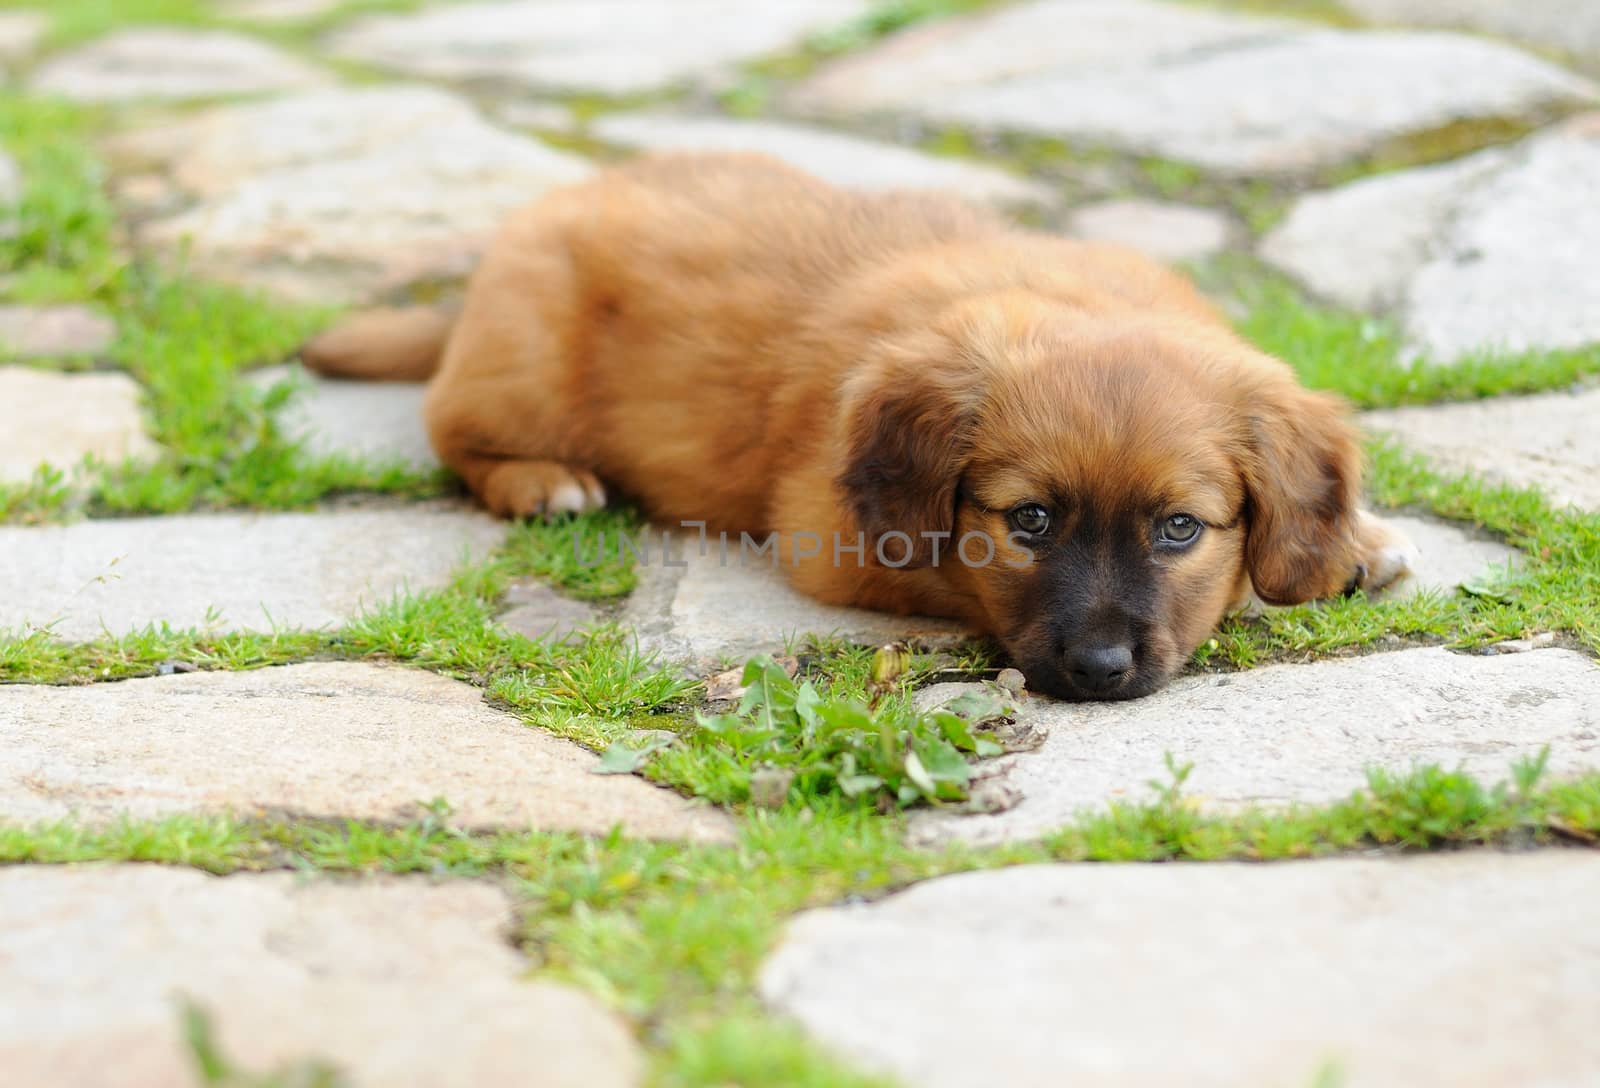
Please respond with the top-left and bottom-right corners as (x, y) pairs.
(1345, 511), (1419, 596)
(481, 460), (607, 519)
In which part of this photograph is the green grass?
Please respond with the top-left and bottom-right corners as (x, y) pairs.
(0, 93), (446, 520)
(0, 506), (638, 683)
(0, 0), (451, 48)
(1182, 432), (1600, 675)
(1209, 257), (1600, 407)
(500, 507), (646, 600)
(604, 653), (1015, 810)
(1152, 255), (1600, 669)
(1186, 436), (1600, 670)
(4, 758), (1596, 1085)
(4, 14), (1600, 1084)
(3, 0), (214, 48)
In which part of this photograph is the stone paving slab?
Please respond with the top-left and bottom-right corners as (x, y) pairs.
(761, 852), (1600, 1088)
(790, 0), (1296, 113)
(590, 113), (1057, 209)
(1377, 513), (1519, 597)
(907, 647), (1600, 846)
(1064, 199), (1230, 263)
(111, 85), (591, 302)
(1263, 115), (1600, 360)
(0, 10), (45, 68)
(327, 0), (873, 96)
(1347, 0), (1600, 60)
(1363, 387), (1600, 511)
(0, 366), (156, 483)
(497, 579), (600, 644)
(0, 303), (117, 358)
(495, 99), (578, 132)
(0, 661), (732, 839)
(0, 866), (643, 1088)
(1259, 146), (1510, 314)
(250, 363), (437, 470)
(0, 149), (18, 231)
(622, 541), (968, 668)
(29, 28), (329, 102)
(789, 0), (1597, 175)
(0, 504), (504, 640)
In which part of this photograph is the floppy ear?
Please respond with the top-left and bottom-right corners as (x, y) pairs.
(1238, 377), (1364, 605)
(836, 331), (985, 568)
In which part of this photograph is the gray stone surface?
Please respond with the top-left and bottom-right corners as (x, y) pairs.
(0, 866), (643, 1088)
(495, 99), (578, 131)
(1378, 513), (1520, 597)
(327, 0), (872, 95)
(0, 149), (19, 233)
(1065, 198), (1230, 263)
(0, 10), (45, 67)
(908, 647), (1600, 845)
(623, 539), (968, 667)
(1347, 0), (1600, 59)
(1263, 115), (1600, 360)
(0, 366), (156, 483)
(111, 85), (591, 302)
(762, 852), (1600, 1088)
(591, 113), (1057, 209)
(0, 504), (503, 639)
(1363, 386), (1600, 510)
(250, 363), (436, 470)
(1260, 146), (1511, 314)
(0, 303), (117, 358)
(498, 579), (599, 643)
(790, 0), (1597, 174)
(0, 661), (732, 839)
(29, 28), (328, 102)
(791, 0), (1296, 113)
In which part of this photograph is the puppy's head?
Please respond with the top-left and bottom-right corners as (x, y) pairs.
(839, 296), (1362, 700)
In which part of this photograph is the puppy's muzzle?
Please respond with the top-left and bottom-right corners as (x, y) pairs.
(1067, 642), (1135, 697)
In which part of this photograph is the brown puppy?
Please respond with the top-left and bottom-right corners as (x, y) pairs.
(303, 152), (1413, 700)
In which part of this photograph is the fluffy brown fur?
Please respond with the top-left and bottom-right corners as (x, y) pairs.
(302, 152), (1412, 700)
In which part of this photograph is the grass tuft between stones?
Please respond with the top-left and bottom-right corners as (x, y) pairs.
(0, 92), (445, 521)
(3, 758), (1596, 1086)
(0, 0), (449, 49)
(1201, 255), (1600, 409)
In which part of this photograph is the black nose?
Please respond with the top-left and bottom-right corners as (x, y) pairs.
(1069, 643), (1134, 695)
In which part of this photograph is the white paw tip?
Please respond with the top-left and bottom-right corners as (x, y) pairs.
(1371, 542), (1420, 587)
(547, 482), (589, 515)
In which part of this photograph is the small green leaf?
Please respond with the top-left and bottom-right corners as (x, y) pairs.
(693, 711), (743, 735)
(739, 655), (799, 731)
(1458, 579), (1514, 604)
(944, 689), (1008, 724)
(814, 699), (873, 732)
(594, 731), (676, 775)
(795, 681), (822, 731)
(915, 737), (972, 786)
(903, 749), (936, 796)
(837, 773), (885, 798)
(933, 710), (978, 752)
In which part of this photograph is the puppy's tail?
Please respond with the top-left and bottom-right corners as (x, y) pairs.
(298, 306), (458, 382)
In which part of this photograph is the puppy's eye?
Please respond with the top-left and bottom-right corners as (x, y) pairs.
(1008, 503), (1051, 536)
(1158, 513), (1202, 547)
